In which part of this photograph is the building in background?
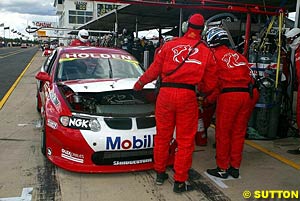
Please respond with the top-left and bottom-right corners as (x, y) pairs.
(53, 0), (123, 45)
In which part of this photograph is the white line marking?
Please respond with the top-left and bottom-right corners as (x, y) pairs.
(0, 187), (33, 201)
(204, 172), (240, 188)
(17, 124), (29, 127)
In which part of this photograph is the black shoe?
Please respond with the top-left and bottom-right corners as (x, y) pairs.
(287, 147), (300, 155)
(173, 181), (194, 193)
(207, 167), (228, 179)
(156, 172), (168, 185)
(228, 167), (239, 178)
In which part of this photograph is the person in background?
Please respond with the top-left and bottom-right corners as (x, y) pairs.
(133, 13), (217, 193)
(285, 27), (300, 155)
(205, 27), (259, 179)
(70, 29), (91, 46)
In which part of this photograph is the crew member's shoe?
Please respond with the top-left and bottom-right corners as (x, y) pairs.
(156, 172), (169, 185)
(207, 167), (228, 179)
(228, 167), (239, 178)
(173, 181), (194, 193)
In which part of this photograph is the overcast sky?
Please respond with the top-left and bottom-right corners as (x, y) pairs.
(0, 0), (57, 39)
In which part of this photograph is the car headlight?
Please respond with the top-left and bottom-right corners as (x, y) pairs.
(60, 116), (70, 127)
(89, 119), (101, 132)
(59, 116), (101, 132)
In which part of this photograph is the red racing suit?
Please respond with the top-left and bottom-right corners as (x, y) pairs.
(295, 47), (300, 132)
(70, 39), (91, 46)
(212, 45), (259, 170)
(135, 34), (217, 182)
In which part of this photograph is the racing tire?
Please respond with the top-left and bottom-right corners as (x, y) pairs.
(41, 120), (46, 156)
(36, 92), (41, 113)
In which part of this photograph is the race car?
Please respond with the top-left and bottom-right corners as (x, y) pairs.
(35, 46), (175, 173)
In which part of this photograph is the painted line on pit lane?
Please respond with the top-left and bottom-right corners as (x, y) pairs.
(0, 52), (37, 110)
(0, 187), (33, 201)
(245, 140), (300, 170)
(0, 49), (29, 58)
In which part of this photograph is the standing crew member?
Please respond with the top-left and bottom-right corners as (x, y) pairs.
(70, 29), (91, 46)
(285, 28), (300, 155)
(133, 13), (217, 193)
(205, 27), (259, 178)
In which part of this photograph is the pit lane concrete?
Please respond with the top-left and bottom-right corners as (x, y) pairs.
(0, 49), (299, 201)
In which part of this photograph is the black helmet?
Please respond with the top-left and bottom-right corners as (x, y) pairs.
(205, 27), (229, 47)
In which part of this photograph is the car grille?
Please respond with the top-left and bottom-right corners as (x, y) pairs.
(104, 117), (156, 130)
(104, 118), (132, 130)
(136, 117), (156, 129)
(91, 149), (153, 165)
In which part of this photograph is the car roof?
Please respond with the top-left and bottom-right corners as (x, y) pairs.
(57, 46), (132, 56)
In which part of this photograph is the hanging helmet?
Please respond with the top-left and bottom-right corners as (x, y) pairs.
(182, 21), (188, 33)
(187, 14), (204, 30)
(285, 28), (300, 50)
(78, 29), (89, 43)
(205, 27), (229, 47)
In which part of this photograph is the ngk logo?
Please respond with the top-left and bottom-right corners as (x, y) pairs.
(106, 135), (153, 150)
(68, 117), (90, 130)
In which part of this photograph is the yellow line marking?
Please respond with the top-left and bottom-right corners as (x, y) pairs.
(245, 140), (300, 170)
(0, 52), (37, 110)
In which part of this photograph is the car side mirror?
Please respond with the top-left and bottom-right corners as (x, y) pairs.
(35, 71), (51, 82)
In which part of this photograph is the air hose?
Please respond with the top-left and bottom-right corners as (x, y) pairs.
(275, 11), (284, 89)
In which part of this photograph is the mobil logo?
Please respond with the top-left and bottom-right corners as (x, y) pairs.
(106, 135), (153, 150)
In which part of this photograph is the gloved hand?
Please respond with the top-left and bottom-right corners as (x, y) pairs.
(197, 96), (204, 107)
(133, 80), (144, 91)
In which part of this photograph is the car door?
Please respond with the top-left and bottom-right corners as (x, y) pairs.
(39, 50), (58, 110)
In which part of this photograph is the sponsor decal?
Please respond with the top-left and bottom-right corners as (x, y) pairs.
(64, 53), (132, 60)
(106, 135), (153, 150)
(61, 148), (84, 163)
(33, 21), (53, 28)
(113, 158), (152, 165)
(49, 90), (60, 106)
(47, 119), (58, 129)
(68, 117), (91, 130)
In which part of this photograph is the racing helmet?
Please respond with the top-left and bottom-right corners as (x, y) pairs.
(78, 29), (89, 43)
(205, 27), (229, 48)
(285, 28), (300, 50)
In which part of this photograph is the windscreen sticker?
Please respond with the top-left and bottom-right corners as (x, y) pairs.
(63, 53), (133, 60)
(58, 58), (77, 63)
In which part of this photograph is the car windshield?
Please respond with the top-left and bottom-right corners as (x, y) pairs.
(56, 54), (144, 81)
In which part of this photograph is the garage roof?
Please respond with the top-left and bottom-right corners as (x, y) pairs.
(79, 0), (297, 34)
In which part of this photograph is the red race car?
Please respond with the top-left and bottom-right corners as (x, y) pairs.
(35, 46), (175, 173)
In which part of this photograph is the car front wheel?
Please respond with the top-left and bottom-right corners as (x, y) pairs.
(41, 120), (46, 156)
